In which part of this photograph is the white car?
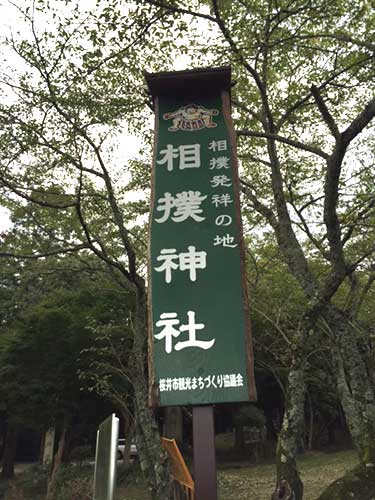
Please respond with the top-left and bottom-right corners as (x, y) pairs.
(117, 438), (138, 459)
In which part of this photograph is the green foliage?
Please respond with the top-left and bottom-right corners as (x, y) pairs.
(0, 259), (132, 432)
(69, 445), (94, 465)
(51, 464), (93, 500)
(233, 404), (266, 429)
(10, 464), (49, 497)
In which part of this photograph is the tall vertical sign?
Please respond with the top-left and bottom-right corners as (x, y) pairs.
(146, 67), (256, 408)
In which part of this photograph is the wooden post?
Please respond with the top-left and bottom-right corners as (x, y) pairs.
(193, 406), (217, 500)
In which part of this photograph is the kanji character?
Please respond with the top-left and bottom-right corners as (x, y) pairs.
(172, 378), (179, 390)
(210, 175), (232, 188)
(178, 378), (186, 390)
(154, 249), (179, 283)
(159, 379), (166, 392)
(209, 156), (230, 169)
(229, 374), (237, 387)
(211, 193), (233, 207)
(215, 214), (232, 226)
(178, 246), (207, 282)
(166, 378), (172, 391)
(223, 374), (231, 387)
(156, 144), (178, 171)
(185, 377), (192, 390)
(155, 311), (215, 353)
(175, 311), (215, 351)
(155, 312), (180, 353)
(156, 144), (201, 171)
(154, 246), (207, 283)
(154, 192), (175, 223)
(178, 144), (201, 169)
(213, 234), (238, 248)
(172, 191), (207, 222)
(208, 140), (227, 152)
(236, 374), (244, 387)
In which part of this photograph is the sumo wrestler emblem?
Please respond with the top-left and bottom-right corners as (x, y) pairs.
(163, 104), (219, 132)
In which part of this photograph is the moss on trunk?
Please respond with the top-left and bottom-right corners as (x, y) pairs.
(272, 361), (305, 500)
(327, 306), (375, 466)
(130, 282), (173, 500)
(317, 464), (375, 500)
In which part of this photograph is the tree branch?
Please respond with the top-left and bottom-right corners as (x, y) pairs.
(143, 0), (217, 23)
(74, 172), (132, 283)
(278, 56), (373, 129)
(237, 129), (329, 159)
(324, 95), (375, 268)
(310, 84), (340, 139)
(0, 244), (89, 260)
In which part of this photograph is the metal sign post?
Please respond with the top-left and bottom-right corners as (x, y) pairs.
(93, 414), (119, 500)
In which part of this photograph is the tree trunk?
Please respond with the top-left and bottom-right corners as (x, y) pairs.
(0, 418), (6, 461)
(327, 305), (375, 465)
(163, 407), (183, 444)
(122, 415), (134, 467)
(306, 390), (314, 451)
(234, 424), (245, 454)
(39, 431), (45, 464)
(0, 423), (18, 480)
(42, 427), (56, 465)
(317, 463), (375, 500)
(327, 420), (336, 446)
(45, 423), (67, 500)
(272, 359), (305, 500)
(131, 281), (172, 500)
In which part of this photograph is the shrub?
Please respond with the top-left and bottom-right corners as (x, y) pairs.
(52, 464), (93, 500)
(69, 445), (94, 465)
(13, 464), (49, 495)
(4, 482), (26, 500)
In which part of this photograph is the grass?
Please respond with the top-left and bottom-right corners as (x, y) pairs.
(1, 448), (357, 499)
(114, 449), (358, 500)
(216, 449), (358, 500)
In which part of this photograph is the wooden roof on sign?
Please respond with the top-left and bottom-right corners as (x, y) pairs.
(145, 66), (231, 100)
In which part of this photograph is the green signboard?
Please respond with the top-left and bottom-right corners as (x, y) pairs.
(147, 68), (255, 407)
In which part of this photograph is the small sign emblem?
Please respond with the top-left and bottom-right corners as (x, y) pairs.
(163, 104), (219, 132)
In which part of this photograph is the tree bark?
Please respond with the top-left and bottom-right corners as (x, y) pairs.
(327, 305), (375, 465)
(45, 422), (67, 500)
(234, 424), (245, 454)
(163, 407), (183, 444)
(317, 463), (375, 500)
(306, 390), (314, 451)
(0, 423), (18, 480)
(42, 427), (56, 465)
(130, 281), (172, 500)
(272, 359), (305, 500)
(122, 415), (134, 467)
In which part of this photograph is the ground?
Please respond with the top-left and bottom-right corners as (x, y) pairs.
(0, 448), (358, 499)
(115, 449), (358, 500)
